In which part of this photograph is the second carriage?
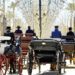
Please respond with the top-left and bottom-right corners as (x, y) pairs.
(27, 39), (65, 75)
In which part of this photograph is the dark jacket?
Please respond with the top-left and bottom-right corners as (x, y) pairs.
(25, 29), (36, 36)
(4, 31), (14, 44)
(15, 30), (23, 34)
(66, 31), (74, 42)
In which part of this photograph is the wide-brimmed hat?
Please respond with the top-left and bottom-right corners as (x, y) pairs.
(6, 26), (11, 30)
(17, 26), (21, 28)
(55, 26), (58, 28)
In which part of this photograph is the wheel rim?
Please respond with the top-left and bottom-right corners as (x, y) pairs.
(0, 55), (8, 75)
(0, 61), (7, 75)
(18, 57), (23, 75)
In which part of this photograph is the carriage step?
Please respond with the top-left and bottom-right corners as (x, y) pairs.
(23, 64), (37, 69)
(63, 66), (75, 68)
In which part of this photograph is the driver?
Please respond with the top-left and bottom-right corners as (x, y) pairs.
(4, 26), (16, 73)
(4, 26), (14, 44)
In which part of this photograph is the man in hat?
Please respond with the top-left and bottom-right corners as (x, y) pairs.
(51, 26), (62, 38)
(4, 26), (16, 73)
(66, 27), (74, 42)
(25, 26), (36, 36)
(4, 26), (14, 44)
(25, 26), (33, 33)
(15, 26), (23, 34)
(50, 26), (62, 71)
(66, 27), (74, 64)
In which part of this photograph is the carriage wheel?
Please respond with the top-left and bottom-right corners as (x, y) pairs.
(27, 51), (33, 75)
(18, 56), (23, 75)
(58, 63), (61, 74)
(56, 52), (61, 74)
(58, 53), (62, 74)
(0, 55), (9, 75)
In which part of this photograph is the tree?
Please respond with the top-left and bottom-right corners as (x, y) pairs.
(8, 0), (20, 31)
(66, 3), (75, 31)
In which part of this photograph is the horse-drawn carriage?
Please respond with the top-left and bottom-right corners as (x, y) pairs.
(0, 36), (23, 75)
(28, 38), (65, 75)
(0, 36), (10, 75)
(61, 36), (75, 65)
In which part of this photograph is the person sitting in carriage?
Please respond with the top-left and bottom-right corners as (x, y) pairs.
(14, 26), (23, 55)
(15, 26), (23, 34)
(4, 26), (16, 74)
(50, 26), (62, 70)
(66, 27), (74, 42)
(51, 26), (62, 38)
(4, 26), (14, 44)
(66, 27), (75, 64)
(25, 26), (38, 39)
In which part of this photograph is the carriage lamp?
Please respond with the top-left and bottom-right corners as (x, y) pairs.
(42, 42), (46, 45)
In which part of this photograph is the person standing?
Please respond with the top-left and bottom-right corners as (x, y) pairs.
(4, 26), (16, 73)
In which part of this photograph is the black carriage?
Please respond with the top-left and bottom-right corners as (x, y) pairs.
(28, 39), (65, 75)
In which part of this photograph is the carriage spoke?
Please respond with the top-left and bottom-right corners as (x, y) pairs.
(1, 63), (7, 75)
(0, 66), (6, 75)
